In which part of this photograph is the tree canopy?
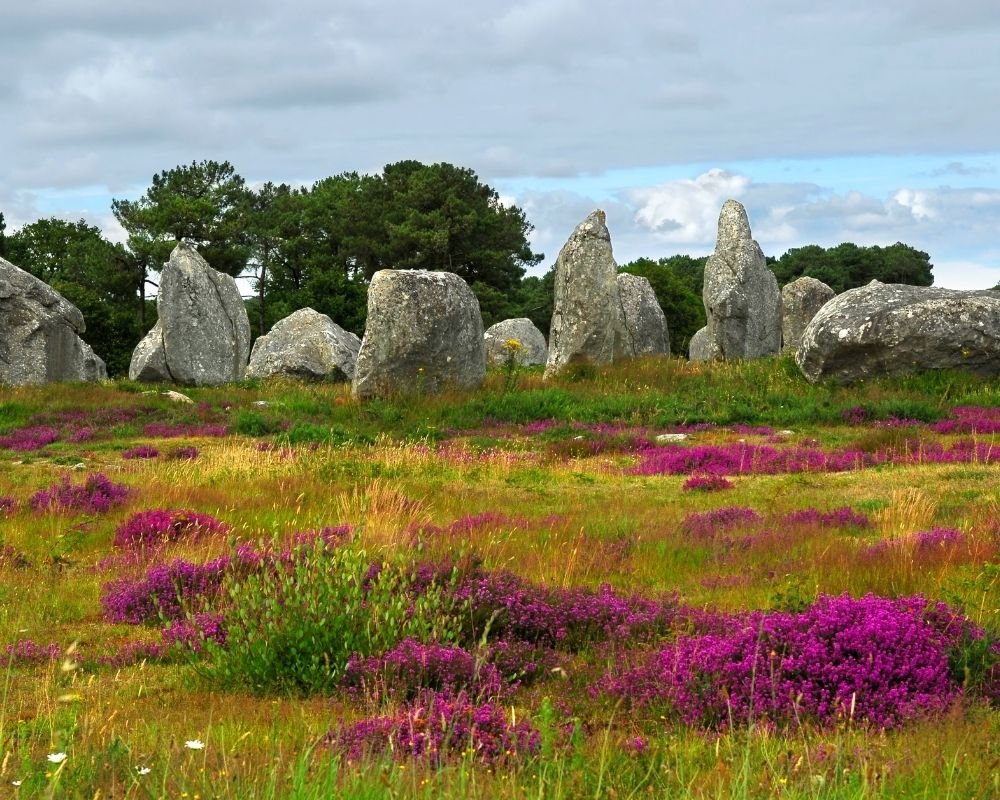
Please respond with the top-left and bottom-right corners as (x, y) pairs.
(771, 242), (933, 293)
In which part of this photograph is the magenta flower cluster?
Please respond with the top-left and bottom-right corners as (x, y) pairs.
(0, 496), (20, 516)
(682, 474), (734, 492)
(101, 556), (233, 623)
(930, 406), (1000, 435)
(0, 425), (60, 451)
(113, 508), (231, 549)
(29, 473), (131, 514)
(782, 507), (871, 528)
(331, 690), (540, 765)
(599, 594), (965, 729)
(3, 639), (62, 664)
(122, 445), (160, 460)
(680, 506), (762, 539)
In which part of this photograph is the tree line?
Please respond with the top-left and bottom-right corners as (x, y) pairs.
(1, 160), (937, 374)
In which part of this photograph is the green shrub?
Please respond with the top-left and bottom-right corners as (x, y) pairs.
(203, 541), (464, 695)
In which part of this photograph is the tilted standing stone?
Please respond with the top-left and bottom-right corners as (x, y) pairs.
(781, 276), (835, 355)
(352, 269), (485, 400)
(700, 200), (781, 360)
(544, 210), (629, 378)
(0, 255), (107, 385)
(484, 318), (548, 367)
(247, 308), (361, 381)
(796, 280), (1000, 384)
(617, 273), (670, 356)
(129, 241), (251, 386)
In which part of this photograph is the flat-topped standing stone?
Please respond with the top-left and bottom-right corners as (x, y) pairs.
(781, 276), (835, 355)
(617, 273), (670, 356)
(701, 200), (781, 360)
(129, 241), (251, 385)
(0, 255), (107, 384)
(544, 210), (629, 378)
(352, 269), (485, 400)
(247, 308), (361, 381)
(796, 280), (1000, 384)
(484, 318), (548, 367)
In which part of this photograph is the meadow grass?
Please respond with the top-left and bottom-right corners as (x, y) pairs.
(1, 358), (998, 798)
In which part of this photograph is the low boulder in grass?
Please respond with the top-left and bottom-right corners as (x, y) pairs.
(484, 318), (547, 367)
(780, 276), (835, 355)
(688, 326), (720, 361)
(247, 308), (361, 381)
(796, 281), (1000, 384)
(352, 270), (486, 400)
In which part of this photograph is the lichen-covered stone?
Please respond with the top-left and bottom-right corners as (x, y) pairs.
(484, 318), (547, 367)
(247, 308), (360, 381)
(544, 210), (629, 378)
(781, 277), (835, 354)
(352, 270), (485, 400)
(0, 255), (107, 384)
(688, 325), (720, 362)
(796, 281), (1000, 384)
(618, 273), (670, 356)
(702, 200), (781, 360)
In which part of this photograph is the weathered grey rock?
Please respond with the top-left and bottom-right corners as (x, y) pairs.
(544, 210), (629, 378)
(484, 318), (548, 367)
(702, 200), (781, 359)
(688, 325), (720, 362)
(352, 270), (486, 400)
(129, 322), (170, 382)
(0, 255), (107, 384)
(247, 308), (361, 381)
(618, 273), (670, 356)
(129, 242), (251, 386)
(781, 277), (835, 354)
(796, 280), (1000, 384)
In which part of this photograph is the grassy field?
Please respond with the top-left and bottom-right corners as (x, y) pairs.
(1, 355), (998, 798)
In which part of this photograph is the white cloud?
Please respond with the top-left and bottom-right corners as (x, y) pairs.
(631, 169), (750, 243)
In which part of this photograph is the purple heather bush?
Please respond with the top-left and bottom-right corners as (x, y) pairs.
(680, 506), (762, 539)
(161, 613), (227, 652)
(98, 639), (166, 668)
(682, 474), (734, 492)
(67, 427), (95, 443)
(0, 496), (20, 516)
(782, 507), (872, 529)
(29, 473), (131, 514)
(113, 508), (232, 549)
(598, 594), (969, 729)
(166, 446), (199, 460)
(3, 639), (62, 665)
(0, 425), (60, 451)
(931, 406), (1000, 435)
(343, 639), (506, 701)
(331, 690), (540, 765)
(101, 556), (233, 623)
(122, 445), (160, 460)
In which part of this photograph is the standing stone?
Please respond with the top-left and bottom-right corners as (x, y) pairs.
(129, 242), (251, 386)
(796, 280), (1000, 384)
(701, 200), (781, 359)
(484, 318), (548, 367)
(781, 277), (835, 355)
(247, 308), (361, 381)
(617, 273), (670, 356)
(352, 270), (485, 400)
(688, 326), (720, 362)
(545, 210), (629, 378)
(0, 255), (107, 385)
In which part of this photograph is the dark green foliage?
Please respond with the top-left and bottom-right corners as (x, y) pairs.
(618, 256), (707, 354)
(5, 218), (148, 376)
(203, 541), (464, 694)
(0, 211), (7, 257)
(771, 242), (934, 293)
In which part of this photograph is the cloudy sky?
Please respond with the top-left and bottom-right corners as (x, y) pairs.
(3, 0), (999, 289)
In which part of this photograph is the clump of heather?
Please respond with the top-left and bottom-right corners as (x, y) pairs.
(783, 507), (871, 529)
(67, 427), (95, 443)
(599, 594), (966, 729)
(166, 446), (199, 460)
(680, 506), (762, 539)
(29, 473), (131, 514)
(101, 556), (233, 623)
(343, 639), (506, 701)
(3, 639), (62, 664)
(931, 406), (1000, 435)
(330, 690), (540, 765)
(143, 422), (228, 438)
(0, 496), (20, 516)
(682, 473), (734, 492)
(113, 509), (231, 549)
(0, 425), (60, 451)
(841, 406), (869, 425)
(456, 571), (678, 651)
(859, 528), (968, 564)
(161, 613), (227, 653)
(122, 445), (160, 460)
(98, 639), (166, 668)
